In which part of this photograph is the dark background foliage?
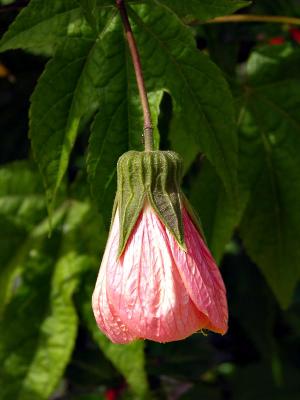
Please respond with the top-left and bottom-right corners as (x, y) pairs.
(0, 0), (300, 399)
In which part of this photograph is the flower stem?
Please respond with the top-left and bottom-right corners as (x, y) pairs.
(116, 0), (153, 151)
(202, 14), (300, 26)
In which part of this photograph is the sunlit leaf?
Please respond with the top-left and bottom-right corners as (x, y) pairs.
(0, 162), (49, 313)
(0, 201), (93, 400)
(0, 0), (86, 55)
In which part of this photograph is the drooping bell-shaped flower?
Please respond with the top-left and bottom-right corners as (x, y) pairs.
(92, 151), (228, 343)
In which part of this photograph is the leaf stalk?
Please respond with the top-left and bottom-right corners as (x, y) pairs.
(116, 0), (153, 151)
(202, 14), (300, 26)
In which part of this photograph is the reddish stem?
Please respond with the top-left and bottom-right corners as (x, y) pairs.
(116, 0), (153, 151)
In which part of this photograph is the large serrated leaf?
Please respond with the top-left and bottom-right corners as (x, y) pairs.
(2, 0), (238, 211)
(0, 0), (86, 55)
(29, 9), (115, 207)
(237, 45), (300, 308)
(130, 1), (238, 197)
(0, 0), (144, 55)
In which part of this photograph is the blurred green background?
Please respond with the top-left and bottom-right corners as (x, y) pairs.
(1, 1), (300, 399)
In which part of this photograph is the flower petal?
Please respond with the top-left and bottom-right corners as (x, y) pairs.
(92, 213), (138, 344)
(168, 207), (228, 334)
(106, 206), (208, 343)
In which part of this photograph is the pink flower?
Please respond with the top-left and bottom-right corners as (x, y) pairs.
(92, 203), (228, 344)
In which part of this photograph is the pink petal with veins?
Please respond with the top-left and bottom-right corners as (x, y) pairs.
(167, 207), (228, 334)
(92, 211), (138, 344)
(106, 205), (208, 343)
(92, 203), (228, 343)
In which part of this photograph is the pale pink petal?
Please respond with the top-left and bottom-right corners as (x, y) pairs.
(106, 205), (208, 343)
(92, 212), (138, 344)
(167, 207), (228, 334)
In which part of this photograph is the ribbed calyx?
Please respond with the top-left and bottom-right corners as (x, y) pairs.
(115, 150), (185, 256)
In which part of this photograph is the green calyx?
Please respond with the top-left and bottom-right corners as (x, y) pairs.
(115, 150), (186, 256)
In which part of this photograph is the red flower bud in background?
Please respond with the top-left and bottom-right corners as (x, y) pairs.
(268, 36), (285, 46)
(290, 27), (300, 43)
(105, 388), (118, 400)
(92, 151), (228, 343)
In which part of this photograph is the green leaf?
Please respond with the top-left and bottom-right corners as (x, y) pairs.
(0, 206), (67, 315)
(237, 45), (300, 308)
(29, 10), (115, 207)
(0, 216), (25, 312)
(188, 160), (239, 263)
(0, 0), (87, 55)
(0, 201), (92, 400)
(80, 0), (99, 31)
(155, 0), (251, 21)
(0, 161), (45, 227)
(81, 283), (149, 399)
(29, 6), (161, 212)
(246, 44), (300, 84)
(0, 0), (143, 55)
(0, 161), (48, 313)
(2, 0), (238, 210)
(130, 2), (238, 197)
